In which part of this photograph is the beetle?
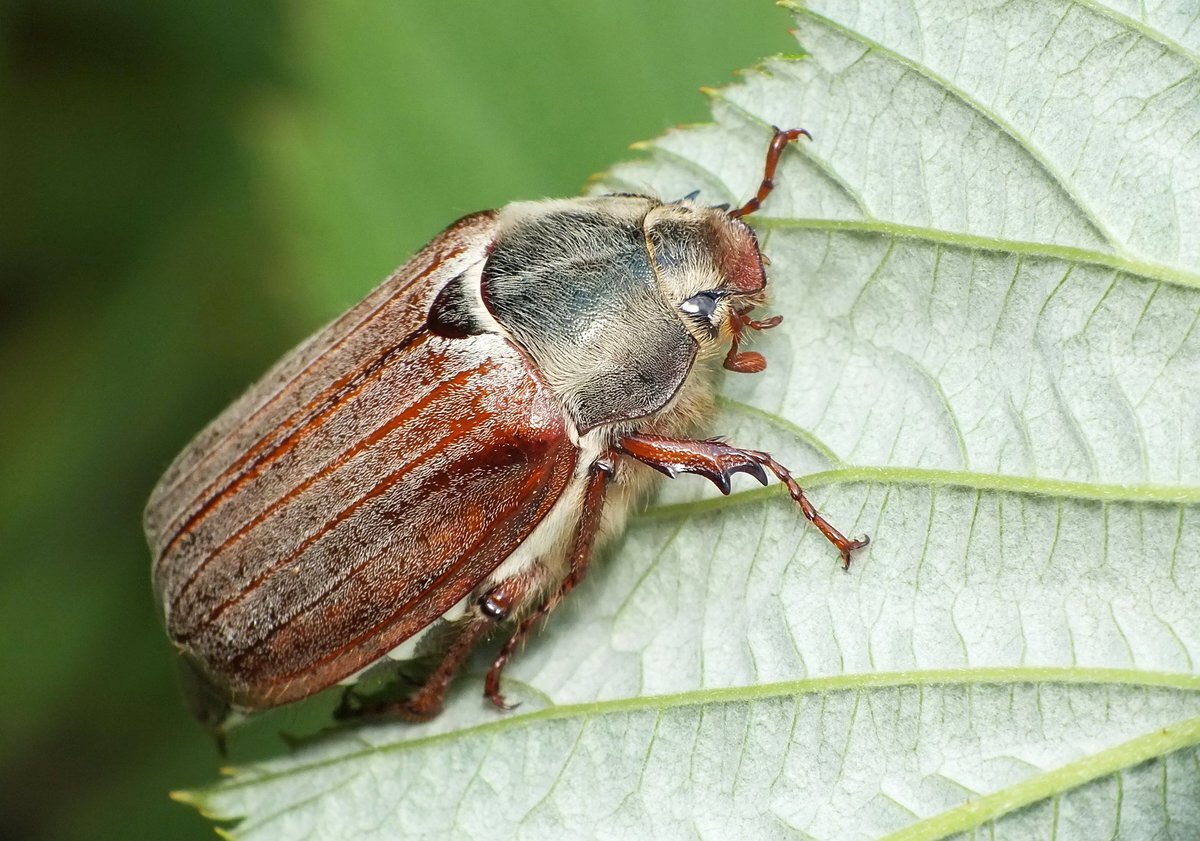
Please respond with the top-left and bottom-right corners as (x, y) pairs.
(145, 127), (868, 730)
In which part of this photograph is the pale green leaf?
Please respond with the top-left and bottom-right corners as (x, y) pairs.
(183, 1), (1200, 837)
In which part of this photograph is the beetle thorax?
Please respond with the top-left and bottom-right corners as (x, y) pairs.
(475, 196), (770, 438)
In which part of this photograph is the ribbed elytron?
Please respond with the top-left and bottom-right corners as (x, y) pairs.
(146, 127), (868, 730)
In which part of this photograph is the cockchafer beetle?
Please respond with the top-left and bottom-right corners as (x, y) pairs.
(146, 127), (868, 731)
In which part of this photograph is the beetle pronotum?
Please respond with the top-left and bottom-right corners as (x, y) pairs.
(146, 127), (868, 730)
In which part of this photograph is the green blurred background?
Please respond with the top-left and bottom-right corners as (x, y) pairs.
(0, 2), (792, 837)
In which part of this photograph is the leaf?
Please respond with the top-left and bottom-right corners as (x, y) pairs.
(182, 1), (1200, 837)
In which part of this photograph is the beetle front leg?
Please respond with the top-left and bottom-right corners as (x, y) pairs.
(724, 309), (783, 374)
(484, 454), (615, 710)
(618, 433), (868, 569)
(729, 126), (811, 219)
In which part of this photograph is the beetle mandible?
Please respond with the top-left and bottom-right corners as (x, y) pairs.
(145, 127), (869, 730)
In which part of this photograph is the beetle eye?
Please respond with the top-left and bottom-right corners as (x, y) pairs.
(680, 291), (724, 321)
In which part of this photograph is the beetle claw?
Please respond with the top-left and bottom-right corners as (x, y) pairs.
(702, 468), (733, 495)
(839, 535), (871, 570)
(744, 461), (769, 486)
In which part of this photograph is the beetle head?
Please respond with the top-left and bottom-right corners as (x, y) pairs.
(644, 127), (808, 350)
(643, 201), (768, 346)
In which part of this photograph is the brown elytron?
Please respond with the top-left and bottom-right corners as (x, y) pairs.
(148, 216), (577, 710)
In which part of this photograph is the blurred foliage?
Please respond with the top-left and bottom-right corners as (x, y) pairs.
(0, 1), (793, 838)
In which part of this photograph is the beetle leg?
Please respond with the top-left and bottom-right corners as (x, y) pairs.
(618, 434), (868, 569)
(335, 611), (491, 723)
(724, 309), (783, 374)
(729, 126), (811, 219)
(484, 455), (616, 711)
(341, 455), (616, 720)
(335, 572), (542, 723)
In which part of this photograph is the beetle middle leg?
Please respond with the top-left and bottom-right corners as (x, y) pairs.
(335, 571), (546, 722)
(484, 454), (615, 710)
(618, 433), (868, 569)
(338, 455), (615, 721)
(407, 570), (551, 719)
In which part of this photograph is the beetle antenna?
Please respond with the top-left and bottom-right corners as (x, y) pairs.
(729, 126), (811, 219)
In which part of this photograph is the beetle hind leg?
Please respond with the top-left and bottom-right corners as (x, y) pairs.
(337, 455), (615, 721)
(334, 613), (491, 723)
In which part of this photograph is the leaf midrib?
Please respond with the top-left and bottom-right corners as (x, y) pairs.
(881, 712), (1200, 841)
(639, 465), (1200, 523)
(751, 218), (1200, 291)
(626, 7), (1200, 292)
(1069, 0), (1200, 66)
(602, 170), (1200, 292)
(784, 3), (1128, 259)
(189, 666), (1200, 798)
